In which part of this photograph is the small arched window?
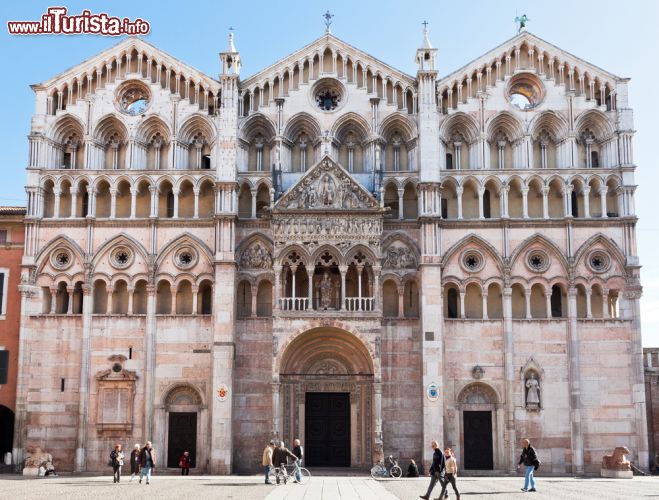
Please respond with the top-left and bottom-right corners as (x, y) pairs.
(447, 288), (458, 319)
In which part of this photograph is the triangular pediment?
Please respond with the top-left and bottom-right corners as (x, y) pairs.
(34, 37), (219, 92)
(273, 155), (381, 212)
(241, 33), (415, 89)
(437, 31), (625, 91)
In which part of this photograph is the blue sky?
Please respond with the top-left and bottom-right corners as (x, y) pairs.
(1, 1), (658, 344)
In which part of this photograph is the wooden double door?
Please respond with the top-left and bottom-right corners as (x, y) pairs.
(304, 392), (350, 467)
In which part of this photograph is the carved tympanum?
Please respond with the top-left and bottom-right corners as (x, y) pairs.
(382, 244), (417, 269)
(240, 242), (272, 269)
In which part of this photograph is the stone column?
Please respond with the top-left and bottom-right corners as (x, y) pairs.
(585, 288), (592, 319)
(502, 285), (517, 472)
(456, 187), (464, 220)
(127, 287), (134, 315)
(542, 187), (549, 219)
(459, 291), (466, 319)
(172, 188), (180, 219)
(599, 187), (608, 218)
(49, 286), (57, 314)
(482, 293), (488, 320)
(397, 284), (405, 318)
(67, 286), (74, 314)
(192, 285), (198, 315)
(251, 188), (257, 219)
(525, 289), (532, 319)
(74, 284), (94, 471)
(130, 188), (137, 219)
(144, 284), (157, 443)
(307, 268), (314, 310)
(339, 266), (347, 311)
(602, 288), (610, 318)
(274, 265), (282, 310)
(374, 382), (383, 445)
(582, 187), (590, 218)
(193, 188), (200, 219)
(398, 188), (404, 220)
(521, 188), (529, 219)
(251, 284), (258, 317)
(545, 292), (553, 319)
(272, 383), (281, 439)
(567, 286), (584, 474)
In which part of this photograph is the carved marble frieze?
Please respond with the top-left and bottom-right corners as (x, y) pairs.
(273, 156), (381, 211)
(272, 214), (382, 249)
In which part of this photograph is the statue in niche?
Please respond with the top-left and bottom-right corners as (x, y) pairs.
(319, 271), (333, 309)
(319, 174), (335, 206)
(525, 372), (541, 409)
(303, 184), (318, 208)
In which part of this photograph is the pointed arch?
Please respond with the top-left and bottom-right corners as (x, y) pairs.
(574, 109), (615, 142)
(378, 112), (417, 141)
(239, 112), (277, 142)
(93, 113), (129, 143)
(529, 110), (569, 141)
(509, 233), (569, 271)
(135, 115), (172, 144)
(573, 233), (626, 272)
(439, 112), (479, 143)
(283, 112), (322, 142)
(35, 235), (86, 275)
(91, 233), (150, 269)
(155, 232), (214, 269)
(46, 114), (85, 143)
(178, 114), (217, 145)
(332, 112), (371, 143)
(486, 111), (524, 142)
(441, 234), (504, 272)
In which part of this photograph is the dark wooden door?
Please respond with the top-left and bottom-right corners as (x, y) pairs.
(305, 392), (350, 467)
(167, 412), (197, 468)
(463, 410), (493, 469)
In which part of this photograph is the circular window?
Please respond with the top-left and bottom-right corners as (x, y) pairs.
(526, 250), (550, 273)
(51, 248), (73, 270)
(112, 362), (123, 373)
(115, 81), (151, 116)
(311, 78), (345, 113)
(110, 246), (133, 269)
(506, 73), (545, 111)
(588, 251), (610, 273)
(174, 247), (197, 270)
(460, 250), (485, 273)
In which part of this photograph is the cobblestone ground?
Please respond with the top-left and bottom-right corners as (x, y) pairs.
(0, 474), (657, 500)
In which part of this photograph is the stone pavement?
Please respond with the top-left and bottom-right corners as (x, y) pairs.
(0, 474), (657, 499)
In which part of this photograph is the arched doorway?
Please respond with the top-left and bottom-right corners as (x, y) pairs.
(160, 385), (206, 470)
(456, 383), (503, 471)
(276, 327), (376, 468)
(0, 405), (14, 458)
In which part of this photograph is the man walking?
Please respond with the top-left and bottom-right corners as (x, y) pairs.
(139, 441), (156, 485)
(292, 438), (304, 482)
(272, 440), (298, 484)
(263, 440), (275, 484)
(420, 440), (445, 500)
(517, 438), (539, 492)
(437, 447), (460, 500)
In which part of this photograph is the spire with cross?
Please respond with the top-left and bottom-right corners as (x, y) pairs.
(323, 10), (334, 33)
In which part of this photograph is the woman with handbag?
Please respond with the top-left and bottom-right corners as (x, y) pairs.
(109, 443), (125, 484)
(179, 451), (191, 476)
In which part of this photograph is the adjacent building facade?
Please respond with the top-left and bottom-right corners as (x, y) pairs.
(0, 206), (26, 462)
(12, 26), (648, 474)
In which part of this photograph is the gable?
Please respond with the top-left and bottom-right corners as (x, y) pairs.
(34, 36), (219, 93)
(273, 155), (381, 212)
(240, 33), (416, 90)
(437, 31), (624, 93)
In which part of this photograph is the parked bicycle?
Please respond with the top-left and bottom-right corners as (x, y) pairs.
(371, 455), (402, 479)
(268, 460), (311, 485)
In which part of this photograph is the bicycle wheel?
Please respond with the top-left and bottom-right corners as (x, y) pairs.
(267, 467), (278, 484)
(370, 465), (382, 479)
(296, 467), (311, 485)
(390, 465), (402, 478)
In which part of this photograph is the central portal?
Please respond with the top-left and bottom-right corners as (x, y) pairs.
(305, 392), (350, 466)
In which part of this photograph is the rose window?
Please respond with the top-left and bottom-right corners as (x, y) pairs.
(526, 250), (550, 273)
(461, 250), (484, 272)
(51, 248), (73, 270)
(174, 247), (197, 269)
(316, 89), (340, 111)
(116, 81), (151, 116)
(110, 246), (133, 269)
(56, 252), (70, 267)
(588, 252), (610, 273)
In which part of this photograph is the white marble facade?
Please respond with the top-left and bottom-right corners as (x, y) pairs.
(12, 26), (648, 474)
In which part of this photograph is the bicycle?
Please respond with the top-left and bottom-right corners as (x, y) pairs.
(370, 455), (402, 479)
(268, 461), (311, 485)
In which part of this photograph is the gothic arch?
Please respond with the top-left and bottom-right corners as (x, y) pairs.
(275, 244), (311, 267)
(35, 235), (86, 275)
(235, 232), (273, 255)
(573, 233), (627, 272)
(441, 234), (504, 273)
(91, 233), (150, 269)
(46, 114), (85, 143)
(486, 112), (524, 143)
(155, 232), (214, 269)
(439, 112), (480, 144)
(93, 113), (129, 143)
(529, 110), (569, 141)
(332, 112), (371, 143)
(283, 112), (322, 142)
(378, 112), (417, 141)
(509, 233), (569, 272)
(381, 231), (421, 260)
(178, 114), (217, 146)
(574, 109), (615, 142)
(135, 115), (172, 144)
(239, 112), (277, 142)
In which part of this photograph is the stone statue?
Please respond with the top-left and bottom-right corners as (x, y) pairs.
(319, 174), (335, 206)
(303, 185), (317, 208)
(23, 446), (53, 476)
(601, 446), (632, 478)
(525, 373), (541, 409)
(319, 272), (333, 309)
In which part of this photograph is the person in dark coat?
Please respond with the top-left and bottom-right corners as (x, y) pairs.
(407, 459), (419, 477)
(129, 444), (141, 481)
(179, 451), (191, 475)
(272, 441), (298, 484)
(420, 440), (446, 500)
(517, 438), (539, 492)
(139, 441), (156, 484)
(109, 443), (124, 484)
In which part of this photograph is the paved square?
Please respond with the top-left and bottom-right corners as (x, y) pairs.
(0, 474), (656, 500)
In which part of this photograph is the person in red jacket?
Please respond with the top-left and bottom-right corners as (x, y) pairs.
(179, 451), (191, 475)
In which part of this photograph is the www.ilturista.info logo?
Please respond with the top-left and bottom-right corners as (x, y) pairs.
(7, 7), (150, 36)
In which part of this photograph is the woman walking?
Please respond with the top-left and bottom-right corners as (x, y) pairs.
(437, 448), (460, 500)
(109, 443), (124, 484)
(179, 451), (191, 475)
(129, 444), (141, 482)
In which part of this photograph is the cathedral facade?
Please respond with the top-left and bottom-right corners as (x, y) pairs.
(13, 26), (648, 475)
